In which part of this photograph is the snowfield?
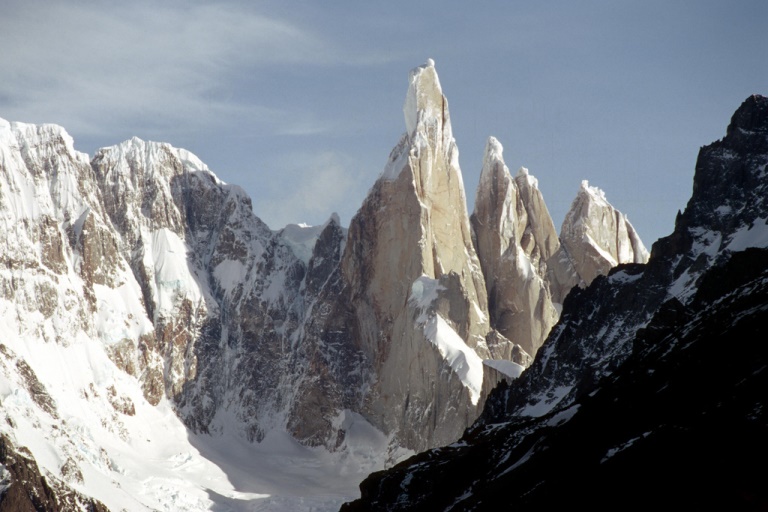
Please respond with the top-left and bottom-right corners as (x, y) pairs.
(0, 330), (390, 511)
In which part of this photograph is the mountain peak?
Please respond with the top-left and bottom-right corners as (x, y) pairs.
(577, 179), (608, 205)
(727, 94), (768, 135)
(403, 59), (448, 138)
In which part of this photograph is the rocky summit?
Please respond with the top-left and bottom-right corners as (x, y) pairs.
(0, 62), (650, 510)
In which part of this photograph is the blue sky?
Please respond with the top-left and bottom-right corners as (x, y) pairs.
(1, 1), (765, 246)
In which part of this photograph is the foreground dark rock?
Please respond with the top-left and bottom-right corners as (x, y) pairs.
(0, 434), (109, 512)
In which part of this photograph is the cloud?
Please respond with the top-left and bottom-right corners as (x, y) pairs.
(0, 0), (360, 139)
(252, 151), (372, 229)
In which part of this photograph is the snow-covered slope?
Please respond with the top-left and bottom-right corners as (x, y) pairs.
(0, 117), (385, 510)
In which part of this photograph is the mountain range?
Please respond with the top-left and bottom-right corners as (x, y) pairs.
(1, 62), (761, 511)
(343, 93), (768, 511)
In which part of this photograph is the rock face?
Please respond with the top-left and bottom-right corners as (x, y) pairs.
(471, 138), (560, 357)
(547, 180), (649, 305)
(471, 139), (647, 357)
(340, 61), (493, 449)
(341, 95), (768, 511)
(0, 433), (109, 512)
(286, 61), (503, 452)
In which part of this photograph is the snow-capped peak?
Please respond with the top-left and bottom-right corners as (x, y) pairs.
(578, 179), (609, 205)
(516, 166), (539, 189)
(0, 116), (90, 166)
(478, 136), (508, 187)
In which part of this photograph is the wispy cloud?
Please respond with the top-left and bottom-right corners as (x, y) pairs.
(252, 150), (371, 229)
(0, 0), (361, 139)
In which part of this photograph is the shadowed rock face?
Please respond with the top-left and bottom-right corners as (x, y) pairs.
(0, 433), (110, 512)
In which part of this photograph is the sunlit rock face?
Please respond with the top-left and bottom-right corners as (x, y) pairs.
(320, 60), (499, 451)
(0, 60), (659, 509)
(547, 180), (649, 306)
(471, 137), (560, 357)
(470, 137), (647, 358)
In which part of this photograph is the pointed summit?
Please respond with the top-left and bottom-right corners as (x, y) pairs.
(472, 137), (560, 357)
(403, 59), (451, 142)
(547, 180), (649, 304)
(330, 60), (492, 450)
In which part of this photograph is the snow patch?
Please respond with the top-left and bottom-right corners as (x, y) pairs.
(608, 269), (644, 285)
(213, 259), (247, 294)
(519, 385), (573, 417)
(279, 222), (324, 264)
(149, 228), (205, 315)
(546, 404), (580, 427)
(380, 134), (412, 182)
(601, 431), (652, 463)
(423, 315), (484, 405)
(94, 281), (154, 345)
(726, 217), (768, 252)
(483, 359), (524, 379)
(409, 275), (445, 321)
(516, 166), (539, 189)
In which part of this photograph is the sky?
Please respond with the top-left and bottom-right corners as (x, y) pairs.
(1, 1), (765, 247)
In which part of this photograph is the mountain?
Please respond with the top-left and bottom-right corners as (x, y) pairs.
(341, 95), (768, 511)
(471, 137), (648, 358)
(0, 61), (647, 510)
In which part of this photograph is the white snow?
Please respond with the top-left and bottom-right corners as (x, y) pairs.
(93, 281), (155, 345)
(579, 180), (609, 205)
(516, 166), (539, 189)
(0, 464), (10, 495)
(483, 359), (525, 379)
(213, 259), (247, 294)
(380, 133), (412, 181)
(423, 314), (484, 405)
(546, 404), (580, 427)
(726, 217), (768, 252)
(518, 385), (573, 417)
(0, 326), (389, 512)
(600, 431), (652, 463)
(410, 276), (485, 404)
(0, 115), (399, 512)
(689, 227), (723, 259)
(279, 222), (324, 264)
(608, 269), (643, 284)
(149, 228), (206, 315)
(409, 275), (445, 319)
